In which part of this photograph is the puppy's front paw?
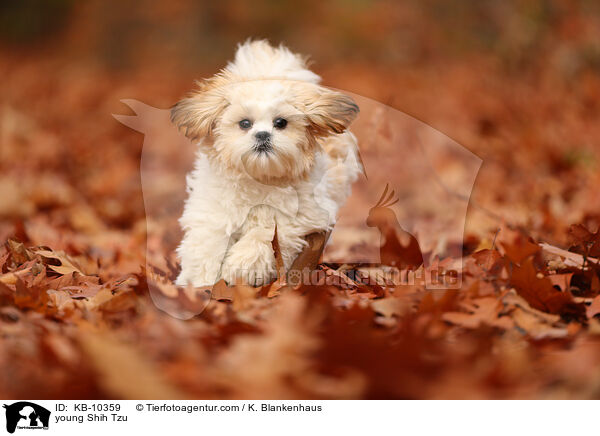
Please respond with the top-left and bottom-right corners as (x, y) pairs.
(221, 240), (276, 287)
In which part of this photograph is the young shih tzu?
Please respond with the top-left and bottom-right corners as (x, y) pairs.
(172, 40), (361, 287)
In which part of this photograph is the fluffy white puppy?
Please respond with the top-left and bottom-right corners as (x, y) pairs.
(172, 40), (361, 287)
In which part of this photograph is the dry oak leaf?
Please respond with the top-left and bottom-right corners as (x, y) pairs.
(211, 279), (234, 301)
(260, 278), (288, 299)
(547, 273), (574, 292)
(497, 226), (541, 265)
(510, 257), (586, 320)
(32, 248), (85, 276)
(442, 297), (514, 330)
(5, 239), (33, 267)
(569, 224), (600, 258)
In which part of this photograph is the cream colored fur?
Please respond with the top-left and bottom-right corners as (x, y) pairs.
(172, 40), (361, 287)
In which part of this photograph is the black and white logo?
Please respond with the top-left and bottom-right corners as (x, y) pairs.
(3, 402), (50, 434)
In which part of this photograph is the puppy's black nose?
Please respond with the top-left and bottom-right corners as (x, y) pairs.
(255, 131), (271, 141)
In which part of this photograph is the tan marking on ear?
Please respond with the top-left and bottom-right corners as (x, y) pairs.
(296, 85), (359, 137)
(170, 72), (233, 141)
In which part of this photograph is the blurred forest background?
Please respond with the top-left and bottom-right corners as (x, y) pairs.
(2, 0), (599, 239)
(1, 0), (600, 399)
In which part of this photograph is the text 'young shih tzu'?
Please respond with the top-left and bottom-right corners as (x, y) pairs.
(172, 40), (361, 287)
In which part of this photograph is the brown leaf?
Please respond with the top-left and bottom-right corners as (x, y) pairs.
(498, 228), (541, 265)
(510, 257), (586, 320)
(33, 248), (85, 276)
(211, 279), (234, 301)
(569, 224), (600, 258)
(442, 297), (513, 330)
(5, 239), (34, 268)
(547, 273), (574, 292)
(271, 225), (286, 283)
(472, 248), (504, 274)
(232, 282), (258, 312)
(288, 231), (329, 285)
(263, 279), (287, 298)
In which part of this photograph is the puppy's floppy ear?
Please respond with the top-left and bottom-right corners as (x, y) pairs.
(171, 79), (229, 141)
(302, 86), (359, 137)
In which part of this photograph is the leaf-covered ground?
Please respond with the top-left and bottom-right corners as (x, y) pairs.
(2, 1), (600, 399)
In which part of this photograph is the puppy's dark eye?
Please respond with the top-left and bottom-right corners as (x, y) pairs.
(273, 117), (287, 129)
(239, 119), (252, 130)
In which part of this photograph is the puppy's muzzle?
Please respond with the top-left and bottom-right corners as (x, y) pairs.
(254, 131), (273, 153)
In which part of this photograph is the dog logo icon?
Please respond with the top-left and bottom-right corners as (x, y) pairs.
(3, 402), (50, 433)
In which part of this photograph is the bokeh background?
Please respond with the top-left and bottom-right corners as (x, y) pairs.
(1, 0), (600, 399)
(2, 0), (599, 243)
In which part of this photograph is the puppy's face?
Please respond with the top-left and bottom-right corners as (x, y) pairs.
(215, 81), (312, 183)
(172, 78), (358, 184)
